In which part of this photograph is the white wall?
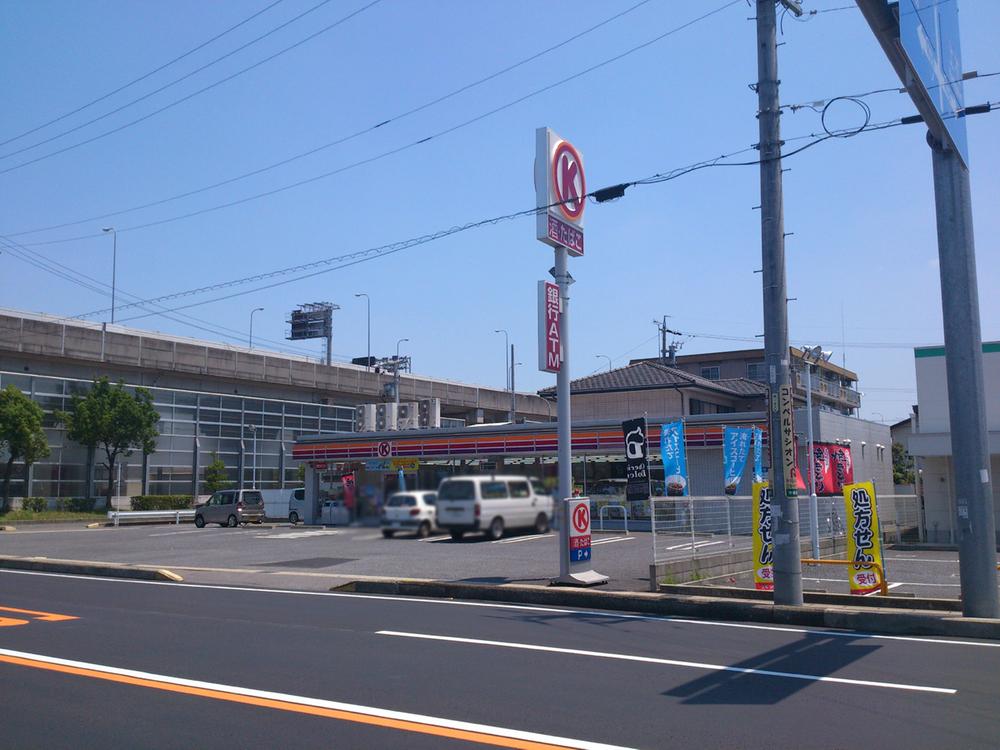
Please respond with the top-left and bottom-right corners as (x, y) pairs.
(915, 344), (1000, 433)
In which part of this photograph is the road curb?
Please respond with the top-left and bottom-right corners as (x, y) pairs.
(0, 555), (183, 582)
(336, 580), (1000, 640)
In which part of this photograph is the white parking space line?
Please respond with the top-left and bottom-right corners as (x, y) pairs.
(493, 534), (553, 545)
(420, 535), (451, 543)
(352, 533), (387, 541)
(262, 530), (342, 540)
(885, 557), (959, 564)
(803, 576), (961, 588)
(377, 631), (956, 694)
(591, 536), (635, 546)
(664, 540), (724, 551)
(148, 529), (204, 537)
(6, 569), (999, 648)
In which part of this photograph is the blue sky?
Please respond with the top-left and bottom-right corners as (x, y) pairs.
(1, 0), (997, 424)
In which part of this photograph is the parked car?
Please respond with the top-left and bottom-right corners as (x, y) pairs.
(381, 491), (437, 538)
(194, 489), (265, 527)
(259, 487), (305, 523)
(435, 475), (553, 541)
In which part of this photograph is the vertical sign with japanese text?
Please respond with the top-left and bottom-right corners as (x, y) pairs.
(660, 420), (688, 496)
(778, 385), (797, 498)
(751, 481), (774, 591)
(723, 426), (752, 495)
(844, 481), (885, 595)
(537, 280), (562, 373)
(568, 498), (592, 564)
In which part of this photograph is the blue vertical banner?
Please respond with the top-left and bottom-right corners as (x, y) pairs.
(723, 426), (752, 495)
(753, 426), (764, 483)
(660, 420), (688, 496)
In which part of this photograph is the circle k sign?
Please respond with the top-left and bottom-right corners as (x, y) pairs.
(552, 140), (586, 222)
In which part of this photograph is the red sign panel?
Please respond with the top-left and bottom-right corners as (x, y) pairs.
(570, 534), (592, 550)
(547, 215), (584, 255)
(830, 445), (854, 493)
(538, 281), (561, 373)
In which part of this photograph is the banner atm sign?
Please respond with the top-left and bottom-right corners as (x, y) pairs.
(537, 280), (562, 373)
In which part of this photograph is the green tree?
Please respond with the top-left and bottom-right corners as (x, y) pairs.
(892, 442), (915, 486)
(295, 463), (305, 484)
(203, 451), (231, 494)
(0, 385), (50, 512)
(58, 378), (159, 509)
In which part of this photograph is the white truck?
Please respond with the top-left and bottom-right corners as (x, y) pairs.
(259, 488), (306, 523)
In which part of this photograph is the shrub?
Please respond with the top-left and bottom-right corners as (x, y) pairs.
(130, 495), (194, 511)
(55, 497), (97, 512)
(21, 497), (48, 512)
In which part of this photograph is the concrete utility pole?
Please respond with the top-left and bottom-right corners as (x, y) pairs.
(756, 0), (802, 605)
(930, 134), (999, 618)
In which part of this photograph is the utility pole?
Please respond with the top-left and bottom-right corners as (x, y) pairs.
(653, 316), (682, 365)
(756, 0), (802, 606)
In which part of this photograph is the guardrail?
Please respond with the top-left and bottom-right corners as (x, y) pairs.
(108, 510), (195, 527)
(598, 504), (628, 535)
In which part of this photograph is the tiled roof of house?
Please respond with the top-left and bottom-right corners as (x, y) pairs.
(537, 361), (768, 398)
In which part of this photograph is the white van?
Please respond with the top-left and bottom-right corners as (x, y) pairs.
(259, 488), (306, 523)
(435, 475), (553, 541)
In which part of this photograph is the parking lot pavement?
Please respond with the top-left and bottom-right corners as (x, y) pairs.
(1, 523), (982, 600)
(0, 523), (654, 591)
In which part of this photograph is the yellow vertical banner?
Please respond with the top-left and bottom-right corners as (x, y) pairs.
(843, 481), (885, 595)
(751, 481), (773, 591)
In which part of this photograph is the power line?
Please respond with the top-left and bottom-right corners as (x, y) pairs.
(0, 0), (382, 174)
(11, 0), (745, 246)
(0, 0), (288, 148)
(4, 0), (657, 240)
(68, 114), (923, 324)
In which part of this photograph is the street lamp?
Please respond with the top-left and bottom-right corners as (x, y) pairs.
(872, 411), (885, 423)
(596, 354), (612, 372)
(494, 329), (510, 391)
(102, 227), (117, 324)
(249, 307), (264, 349)
(355, 293), (371, 370)
(801, 345), (833, 558)
(395, 338), (409, 405)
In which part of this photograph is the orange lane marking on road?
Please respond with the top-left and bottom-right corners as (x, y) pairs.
(0, 652), (624, 750)
(0, 617), (30, 627)
(0, 606), (78, 623)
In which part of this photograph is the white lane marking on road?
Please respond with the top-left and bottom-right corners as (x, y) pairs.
(4, 570), (998, 648)
(887, 583), (905, 590)
(376, 631), (956, 694)
(493, 534), (553, 545)
(420, 535), (451, 543)
(263, 530), (341, 539)
(590, 537), (635, 546)
(0, 647), (634, 750)
(148, 529), (204, 537)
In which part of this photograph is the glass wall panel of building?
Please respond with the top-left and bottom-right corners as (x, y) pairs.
(0, 371), (354, 501)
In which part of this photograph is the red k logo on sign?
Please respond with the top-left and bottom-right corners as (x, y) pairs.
(572, 504), (590, 534)
(552, 141), (585, 221)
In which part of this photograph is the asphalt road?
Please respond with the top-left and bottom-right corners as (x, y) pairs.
(1, 570), (998, 749)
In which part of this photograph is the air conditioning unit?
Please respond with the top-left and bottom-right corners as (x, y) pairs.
(375, 403), (398, 431)
(397, 402), (420, 430)
(355, 404), (377, 432)
(418, 398), (441, 429)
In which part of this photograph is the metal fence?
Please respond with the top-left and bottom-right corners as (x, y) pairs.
(650, 494), (920, 564)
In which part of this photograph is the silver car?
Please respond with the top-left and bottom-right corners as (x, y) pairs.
(194, 489), (265, 527)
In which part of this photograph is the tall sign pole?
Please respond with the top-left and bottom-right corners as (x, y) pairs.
(856, 0), (998, 618)
(756, 0), (803, 605)
(535, 127), (606, 586)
